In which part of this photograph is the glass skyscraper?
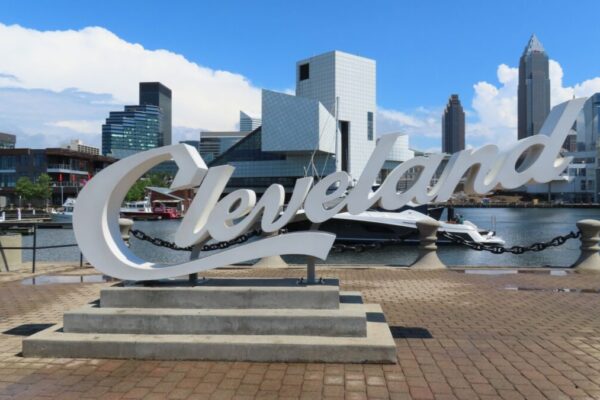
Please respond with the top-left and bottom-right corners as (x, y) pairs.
(139, 82), (172, 146)
(442, 94), (465, 154)
(101, 104), (162, 159)
(518, 34), (550, 140)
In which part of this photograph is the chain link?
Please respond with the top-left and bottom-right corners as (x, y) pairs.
(130, 228), (262, 252)
(440, 230), (581, 254)
(332, 238), (410, 253)
(130, 227), (582, 256)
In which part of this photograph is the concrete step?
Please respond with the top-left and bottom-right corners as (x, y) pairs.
(23, 305), (397, 363)
(64, 303), (367, 337)
(101, 278), (340, 309)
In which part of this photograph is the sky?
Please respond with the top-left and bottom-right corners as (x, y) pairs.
(0, 0), (599, 152)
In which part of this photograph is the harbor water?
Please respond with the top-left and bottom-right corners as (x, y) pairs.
(19, 208), (599, 267)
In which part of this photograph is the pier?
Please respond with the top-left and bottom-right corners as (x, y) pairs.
(1, 263), (600, 399)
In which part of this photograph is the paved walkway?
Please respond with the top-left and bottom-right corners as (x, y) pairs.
(1, 265), (600, 399)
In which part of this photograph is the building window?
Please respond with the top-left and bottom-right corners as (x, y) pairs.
(367, 112), (374, 141)
(299, 63), (310, 81)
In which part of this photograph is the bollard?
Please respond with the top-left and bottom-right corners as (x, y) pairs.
(409, 218), (447, 270)
(253, 230), (288, 269)
(0, 233), (22, 272)
(118, 218), (134, 247)
(572, 219), (600, 272)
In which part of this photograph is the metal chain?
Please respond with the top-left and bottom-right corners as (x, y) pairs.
(332, 238), (409, 253)
(440, 230), (581, 255)
(130, 228), (262, 252)
(130, 227), (581, 256)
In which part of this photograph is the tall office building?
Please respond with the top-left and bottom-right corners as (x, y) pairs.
(518, 34), (551, 140)
(139, 82), (172, 146)
(442, 94), (465, 154)
(101, 105), (162, 159)
(239, 111), (261, 131)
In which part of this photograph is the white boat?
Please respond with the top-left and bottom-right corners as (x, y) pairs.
(119, 198), (182, 220)
(50, 198), (76, 222)
(287, 208), (505, 246)
(120, 199), (162, 220)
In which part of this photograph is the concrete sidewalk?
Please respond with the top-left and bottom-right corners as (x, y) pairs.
(1, 265), (599, 399)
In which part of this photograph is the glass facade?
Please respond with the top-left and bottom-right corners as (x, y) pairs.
(210, 129), (285, 165)
(442, 94), (466, 154)
(0, 155), (15, 170)
(239, 111), (262, 131)
(102, 105), (162, 158)
(139, 82), (172, 146)
(367, 112), (374, 141)
(0, 149), (115, 203)
(518, 35), (550, 140)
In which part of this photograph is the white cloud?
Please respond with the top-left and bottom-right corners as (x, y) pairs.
(469, 60), (600, 147)
(377, 107), (441, 136)
(469, 63), (519, 145)
(0, 87), (115, 148)
(2, 22), (599, 154)
(0, 23), (261, 147)
(378, 59), (600, 150)
(46, 119), (104, 135)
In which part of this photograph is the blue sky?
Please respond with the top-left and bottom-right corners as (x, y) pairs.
(1, 0), (599, 151)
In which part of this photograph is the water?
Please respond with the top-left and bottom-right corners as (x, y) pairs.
(19, 208), (598, 267)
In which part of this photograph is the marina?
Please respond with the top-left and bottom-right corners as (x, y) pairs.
(5, 207), (596, 268)
(1, 4), (599, 398)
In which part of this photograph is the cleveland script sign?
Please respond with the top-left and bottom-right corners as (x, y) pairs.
(74, 98), (586, 280)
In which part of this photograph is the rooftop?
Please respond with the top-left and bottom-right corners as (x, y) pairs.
(522, 34), (546, 55)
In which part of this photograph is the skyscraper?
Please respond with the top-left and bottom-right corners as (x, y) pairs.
(442, 94), (465, 154)
(101, 105), (162, 159)
(139, 82), (172, 146)
(518, 34), (551, 140)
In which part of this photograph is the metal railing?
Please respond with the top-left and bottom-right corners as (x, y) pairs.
(0, 222), (82, 273)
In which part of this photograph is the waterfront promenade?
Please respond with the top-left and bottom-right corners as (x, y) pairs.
(1, 264), (599, 399)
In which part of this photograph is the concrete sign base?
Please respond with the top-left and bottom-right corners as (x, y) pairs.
(23, 278), (397, 363)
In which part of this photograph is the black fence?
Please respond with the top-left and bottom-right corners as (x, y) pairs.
(0, 222), (82, 273)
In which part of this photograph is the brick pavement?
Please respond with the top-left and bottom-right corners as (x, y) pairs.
(1, 265), (600, 399)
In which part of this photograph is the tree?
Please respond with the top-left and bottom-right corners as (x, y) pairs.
(125, 173), (170, 202)
(15, 177), (35, 201)
(125, 180), (148, 202)
(33, 174), (53, 201)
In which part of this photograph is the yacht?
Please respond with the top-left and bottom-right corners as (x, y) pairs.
(50, 198), (76, 222)
(286, 207), (504, 246)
